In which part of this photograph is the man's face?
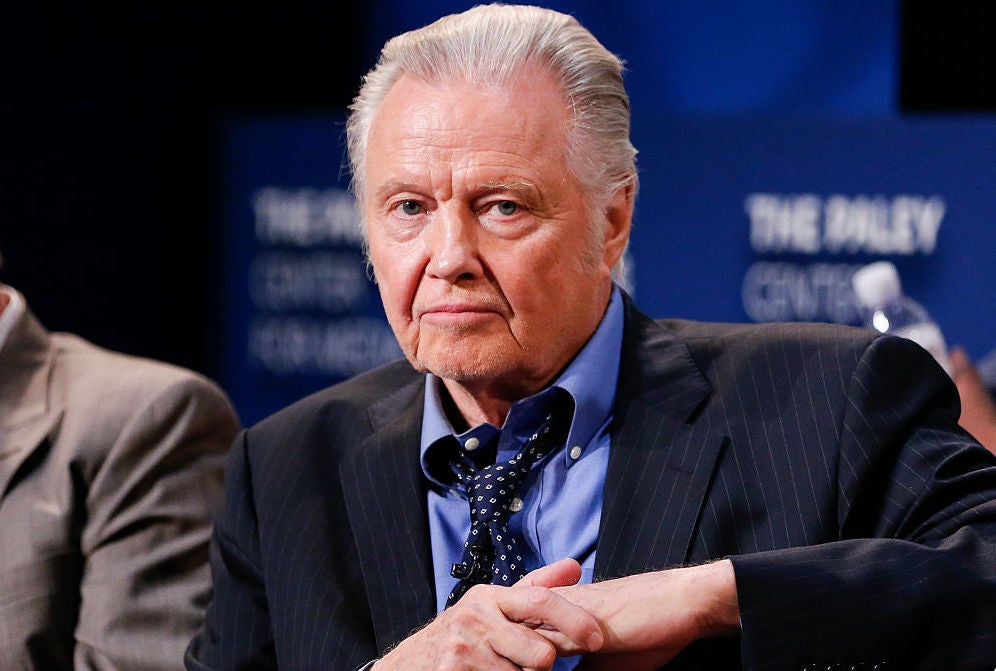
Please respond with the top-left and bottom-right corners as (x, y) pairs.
(363, 64), (631, 403)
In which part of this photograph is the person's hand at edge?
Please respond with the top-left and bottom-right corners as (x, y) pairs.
(951, 346), (996, 454)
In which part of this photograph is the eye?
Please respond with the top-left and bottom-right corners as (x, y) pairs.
(398, 200), (423, 216)
(492, 200), (519, 216)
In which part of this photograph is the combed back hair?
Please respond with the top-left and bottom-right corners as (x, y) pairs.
(345, 3), (639, 222)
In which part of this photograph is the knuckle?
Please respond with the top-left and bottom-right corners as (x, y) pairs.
(464, 583), (493, 600)
(523, 585), (555, 607)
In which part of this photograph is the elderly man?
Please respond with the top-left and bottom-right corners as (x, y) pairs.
(187, 5), (996, 671)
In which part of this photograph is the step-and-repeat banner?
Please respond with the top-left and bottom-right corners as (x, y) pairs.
(222, 115), (996, 425)
(221, 119), (402, 424)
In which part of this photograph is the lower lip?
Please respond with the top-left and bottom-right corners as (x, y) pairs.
(419, 310), (499, 327)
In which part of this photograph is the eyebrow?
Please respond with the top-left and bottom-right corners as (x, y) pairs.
(370, 179), (422, 203)
(371, 177), (542, 202)
(471, 179), (541, 199)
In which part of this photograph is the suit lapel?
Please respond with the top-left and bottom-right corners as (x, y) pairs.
(596, 299), (726, 578)
(0, 307), (62, 499)
(340, 378), (436, 651)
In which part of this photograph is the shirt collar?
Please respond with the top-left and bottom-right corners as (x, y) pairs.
(0, 285), (26, 355)
(420, 285), (624, 488)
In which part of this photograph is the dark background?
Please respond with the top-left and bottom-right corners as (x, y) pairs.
(0, 4), (365, 378)
(0, 2), (993, 382)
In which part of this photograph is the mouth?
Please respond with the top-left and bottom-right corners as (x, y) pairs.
(415, 302), (503, 327)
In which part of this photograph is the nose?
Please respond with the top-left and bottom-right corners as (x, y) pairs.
(424, 205), (483, 282)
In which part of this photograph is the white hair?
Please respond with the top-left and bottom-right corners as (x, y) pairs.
(345, 4), (638, 281)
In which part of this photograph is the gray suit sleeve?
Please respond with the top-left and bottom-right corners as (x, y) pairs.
(73, 372), (239, 670)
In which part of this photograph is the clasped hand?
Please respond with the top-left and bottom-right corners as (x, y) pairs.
(372, 558), (739, 671)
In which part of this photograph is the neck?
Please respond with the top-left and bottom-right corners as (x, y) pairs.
(0, 291), (9, 316)
(440, 378), (521, 429)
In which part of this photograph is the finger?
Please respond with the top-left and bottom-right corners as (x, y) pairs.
(516, 557), (583, 589)
(487, 626), (558, 671)
(532, 625), (589, 652)
(495, 585), (603, 656)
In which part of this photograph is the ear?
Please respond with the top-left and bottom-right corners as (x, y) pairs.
(601, 178), (635, 269)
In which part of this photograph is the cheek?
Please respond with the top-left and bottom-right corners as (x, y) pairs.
(373, 270), (418, 358)
(370, 243), (421, 321)
(511, 238), (605, 321)
(498, 257), (563, 325)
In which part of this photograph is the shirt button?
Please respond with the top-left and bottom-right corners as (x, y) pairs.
(509, 498), (524, 512)
(465, 437), (480, 451)
(569, 445), (582, 460)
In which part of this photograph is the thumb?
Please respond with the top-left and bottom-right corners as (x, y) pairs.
(517, 558), (583, 589)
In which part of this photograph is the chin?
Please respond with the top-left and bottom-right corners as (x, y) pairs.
(421, 359), (499, 383)
(417, 347), (515, 384)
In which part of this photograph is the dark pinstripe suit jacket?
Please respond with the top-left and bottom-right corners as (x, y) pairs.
(187, 298), (996, 671)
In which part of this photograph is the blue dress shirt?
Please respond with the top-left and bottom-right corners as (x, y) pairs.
(419, 285), (625, 627)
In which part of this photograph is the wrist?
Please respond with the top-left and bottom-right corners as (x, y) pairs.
(684, 559), (741, 638)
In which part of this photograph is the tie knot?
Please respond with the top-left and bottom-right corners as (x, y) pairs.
(461, 411), (566, 518)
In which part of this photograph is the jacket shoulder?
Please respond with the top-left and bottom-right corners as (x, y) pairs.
(658, 318), (880, 352)
(50, 332), (235, 414)
(651, 317), (946, 392)
(247, 358), (421, 445)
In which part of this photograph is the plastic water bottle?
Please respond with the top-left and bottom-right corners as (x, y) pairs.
(851, 261), (952, 377)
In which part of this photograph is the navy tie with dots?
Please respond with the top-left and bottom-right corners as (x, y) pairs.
(445, 412), (563, 607)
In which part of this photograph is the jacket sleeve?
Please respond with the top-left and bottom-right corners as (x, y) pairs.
(731, 334), (996, 671)
(74, 372), (239, 670)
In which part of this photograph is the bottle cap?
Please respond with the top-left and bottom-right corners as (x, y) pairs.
(852, 261), (902, 308)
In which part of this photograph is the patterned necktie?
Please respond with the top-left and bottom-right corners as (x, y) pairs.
(445, 412), (564, 606)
